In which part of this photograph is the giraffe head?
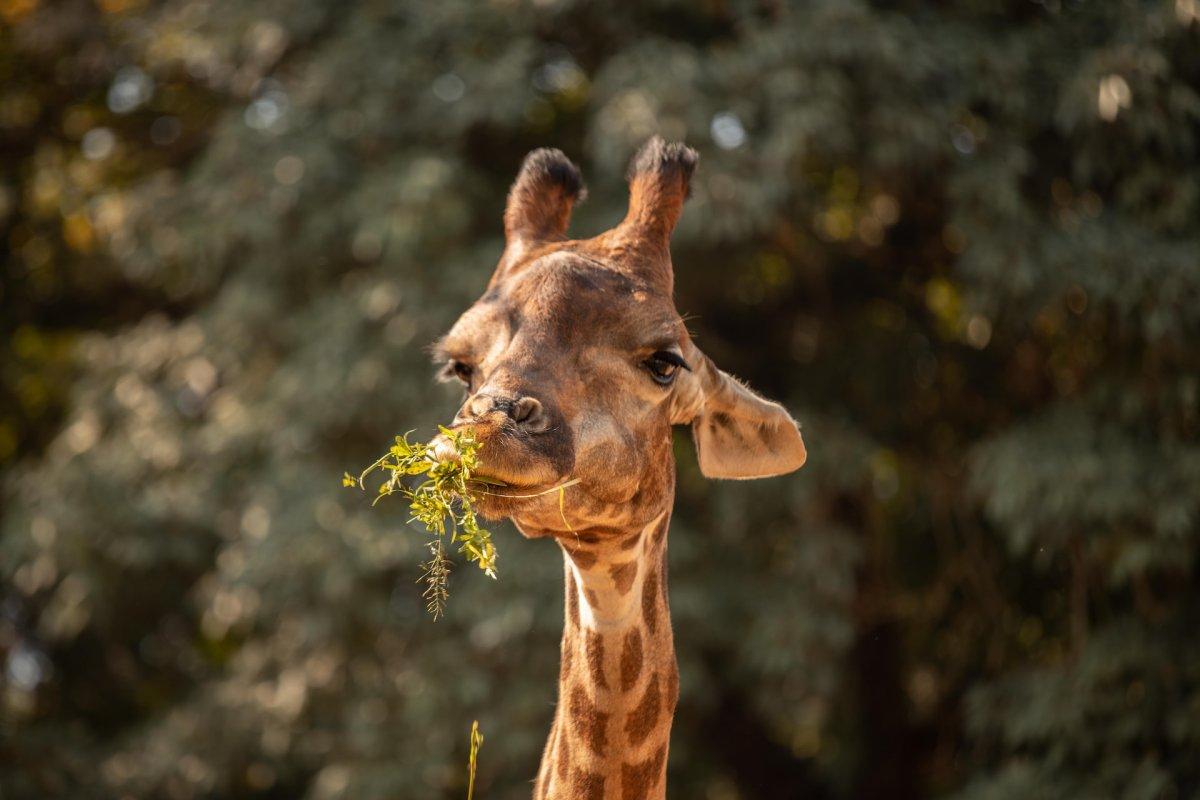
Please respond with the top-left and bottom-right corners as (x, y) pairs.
(433, 138), (806, 537)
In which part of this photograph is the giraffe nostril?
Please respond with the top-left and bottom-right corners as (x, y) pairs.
(511, 396), (542, 425)
(462, 393), (549, 432)
(466, 394), (493, 419)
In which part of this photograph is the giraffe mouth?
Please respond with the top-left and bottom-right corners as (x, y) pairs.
(464, 480), (549, 519)
(463, 462), (555, 494)
(433, 421), (573, 498)
(429, 436), (565, 518)
(460, 473), (584, 524)
(467, 475), (579, 497)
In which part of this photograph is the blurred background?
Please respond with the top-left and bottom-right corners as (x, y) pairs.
(2, 0), (1199, 798)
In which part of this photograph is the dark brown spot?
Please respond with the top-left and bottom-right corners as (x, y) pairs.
(575, 524), (627, 539)
(758, 420), (775, 443)
(572, 768), (605, 800)
(585, 629), (607, 689)
(665, 667), (680, 713)
(651, 516), (669, 546)
(585, 588), (599, 608)
(566, 569), (580, 628)
(660, 548), (669, 603)
(620, 744), (667, 800)
(623, 672), (661, 746)
(619, 532), (642, 551)
(556, 725), (571, 780)
(642, 567), (659, 633)
(609, 561), (638, 595)
(565, 546), (597, 570)
(619, 629), (643, 692)
(569, 685), (609, 755)
(561, 623), (579, 676)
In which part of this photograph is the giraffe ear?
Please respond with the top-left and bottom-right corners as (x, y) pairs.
(671, 353), (807, 480)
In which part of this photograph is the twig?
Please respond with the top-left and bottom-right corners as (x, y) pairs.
(467, 720), (484, 800)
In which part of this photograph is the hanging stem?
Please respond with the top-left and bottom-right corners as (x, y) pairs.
(466, 720), (484, 800)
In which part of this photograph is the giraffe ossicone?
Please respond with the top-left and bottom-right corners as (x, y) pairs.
(431, 137), (807, 799)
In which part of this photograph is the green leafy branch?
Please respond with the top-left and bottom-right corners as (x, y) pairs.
(343, 427), (497, 619)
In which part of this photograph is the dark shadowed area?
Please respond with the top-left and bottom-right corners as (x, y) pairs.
(2, 1), (1199, 798)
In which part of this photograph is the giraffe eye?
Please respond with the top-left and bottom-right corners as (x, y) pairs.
(644, 351), (690, 386)
(442, 359), (474, 387)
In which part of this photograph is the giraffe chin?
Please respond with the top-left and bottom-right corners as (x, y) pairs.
(464, 479), (566, 521)
(465, 483), (540, 520)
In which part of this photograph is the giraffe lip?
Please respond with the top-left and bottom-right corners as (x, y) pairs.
(465, 475), (510, 488)
(464, 473), (578, 513)
(433, 426), (562, 492)
(461, 477), (557, 521)
(466, 477), (529, 496)
(465, 469), (542, 494)
(467, 476), (548, 496)
(465, 455), (564, 495)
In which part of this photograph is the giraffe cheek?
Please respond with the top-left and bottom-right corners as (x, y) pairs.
(578, 449), (641, 503)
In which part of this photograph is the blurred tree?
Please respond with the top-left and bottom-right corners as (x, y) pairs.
(1, 1), (1198, 799)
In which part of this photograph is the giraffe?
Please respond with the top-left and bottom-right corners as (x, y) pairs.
(430, 138), (807, 799)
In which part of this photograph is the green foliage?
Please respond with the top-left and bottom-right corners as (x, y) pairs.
(344, 428), (496, 619)
(956, 617), (1200, 800)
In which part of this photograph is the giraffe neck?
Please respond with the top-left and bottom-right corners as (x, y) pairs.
(534, 512), (678, 800)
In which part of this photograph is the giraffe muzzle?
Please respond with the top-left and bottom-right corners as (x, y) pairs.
(433, 391), (575, 497)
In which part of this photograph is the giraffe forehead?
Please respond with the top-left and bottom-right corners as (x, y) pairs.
(499, 254), (679, 345)
(444, 254), (682, 363)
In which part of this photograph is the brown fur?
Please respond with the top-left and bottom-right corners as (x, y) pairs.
(641, 567), (660, 635)
(609, 561), (638, 595)
(569, 684), (610, 756)
(623, 673), (662, 746)
(585, 630), (608, 690)
(572, 768), (606, 800)
(430, 139), (807, 798)
(619, 629), (643, 693)
(621, 744), (668, 800)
